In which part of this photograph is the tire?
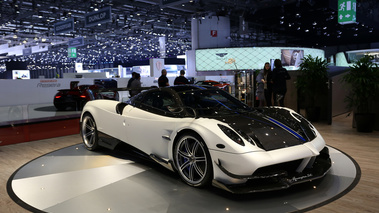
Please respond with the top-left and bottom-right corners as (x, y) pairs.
(81, 113), (99, 151)
(173, 133), (213, 187)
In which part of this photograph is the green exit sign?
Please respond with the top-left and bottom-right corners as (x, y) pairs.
(68, 47), (77, 58)
(338, 0), (356, 25)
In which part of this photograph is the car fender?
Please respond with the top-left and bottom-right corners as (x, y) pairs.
(167, 117), (263, 163)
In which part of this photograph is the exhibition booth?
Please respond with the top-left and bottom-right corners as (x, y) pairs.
(2, 46), (371, 213)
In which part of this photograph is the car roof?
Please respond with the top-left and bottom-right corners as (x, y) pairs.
(167, 85), (215, 92)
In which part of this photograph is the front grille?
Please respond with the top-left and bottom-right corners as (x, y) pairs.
(252, 159), (303, 178)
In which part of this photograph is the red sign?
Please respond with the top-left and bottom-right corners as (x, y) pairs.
(211, 30), (218, 37)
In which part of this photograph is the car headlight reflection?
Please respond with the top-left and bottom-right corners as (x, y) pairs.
(218, 124), (245, 146)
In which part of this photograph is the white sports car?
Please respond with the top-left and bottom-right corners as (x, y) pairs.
(80, 85), (331, 193)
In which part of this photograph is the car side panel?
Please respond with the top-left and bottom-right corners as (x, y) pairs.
(122, 107), (189, 159)
(82, 100), (125, 140)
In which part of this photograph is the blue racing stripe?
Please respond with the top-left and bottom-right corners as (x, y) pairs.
(268, 118), (307, 142)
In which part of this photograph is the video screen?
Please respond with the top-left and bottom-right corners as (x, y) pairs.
(281, 49), (304, 67)
(12, 70), (30, 79)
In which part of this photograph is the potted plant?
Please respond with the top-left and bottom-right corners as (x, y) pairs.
(342, 55), (379, 132)
(295, 55), (329, 121)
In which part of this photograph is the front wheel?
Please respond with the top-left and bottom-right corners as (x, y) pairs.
(81, 113), (99, 151)
(173, 133), (213, 187)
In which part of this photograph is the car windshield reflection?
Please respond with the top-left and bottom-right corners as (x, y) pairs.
(179, 89), (251, 116)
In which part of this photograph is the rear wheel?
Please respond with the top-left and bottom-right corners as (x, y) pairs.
(173, 133), (213, 187)
(81, 113), (99, 151)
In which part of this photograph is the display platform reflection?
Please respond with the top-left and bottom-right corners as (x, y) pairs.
(0, 103), (81, 145)
(7, 143), (360, 213)
(0, 103), (81, 127)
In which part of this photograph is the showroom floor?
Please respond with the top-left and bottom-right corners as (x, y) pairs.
(6, 143), (360, 213)
(1, 110), (379, 212)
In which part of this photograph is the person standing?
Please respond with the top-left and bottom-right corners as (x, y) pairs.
(127, 72), (137, 88)
(272, 59), (291, 107)
(262, 62), (273, 106)
(174, 70), (189, 85)
(130, 73), (141, 97)
(256, 69), (266, 107)
(158, 69), (169, 87)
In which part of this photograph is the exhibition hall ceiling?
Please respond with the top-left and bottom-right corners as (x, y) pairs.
(0, 0), (378, 66)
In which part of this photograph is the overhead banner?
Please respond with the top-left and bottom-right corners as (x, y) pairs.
(68, 47), (77, 58)
(159, 37), (166, 58)
(85, 6), (112, 27)
(68, 37), (84, 47)
(161, 0), (187, 7)
(338, 0), (356, 25)
(23, 47), (32, 56)
(54, 18), (74, 34)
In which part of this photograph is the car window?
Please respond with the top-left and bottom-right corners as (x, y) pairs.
(139, 90), (180, 116)
(180, 89), (250, 116)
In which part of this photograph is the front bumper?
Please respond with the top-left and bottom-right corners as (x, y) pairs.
(213, 147), (332, 194)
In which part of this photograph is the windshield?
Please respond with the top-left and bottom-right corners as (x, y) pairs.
(179, 89), (251, 116)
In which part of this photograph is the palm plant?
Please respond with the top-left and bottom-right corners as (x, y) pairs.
(295, 55), (328, 121)
(342, 55), (379, 114)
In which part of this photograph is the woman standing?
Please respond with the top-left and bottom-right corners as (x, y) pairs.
(256, 62), (273, 107)
(262, 62), (273, 106)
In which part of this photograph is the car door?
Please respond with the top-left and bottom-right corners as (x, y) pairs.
(123, 90), (187, 159)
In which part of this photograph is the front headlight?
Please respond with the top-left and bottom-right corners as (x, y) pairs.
(218, 124), (245, 146)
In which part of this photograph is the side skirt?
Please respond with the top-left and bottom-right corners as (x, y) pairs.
(150, 154), (175, 172)
(98, 131), (121, 150)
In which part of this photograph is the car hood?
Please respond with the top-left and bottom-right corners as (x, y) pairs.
(209, 108), (316, 151)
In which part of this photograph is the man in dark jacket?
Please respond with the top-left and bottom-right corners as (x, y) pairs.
(158, 69), (169, 87)
(174, 70), (189, 85)
(127, 72), (137, 88)
(272, 59), (291, 107)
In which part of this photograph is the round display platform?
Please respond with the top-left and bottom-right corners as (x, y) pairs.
(7, 144), (360, 213)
